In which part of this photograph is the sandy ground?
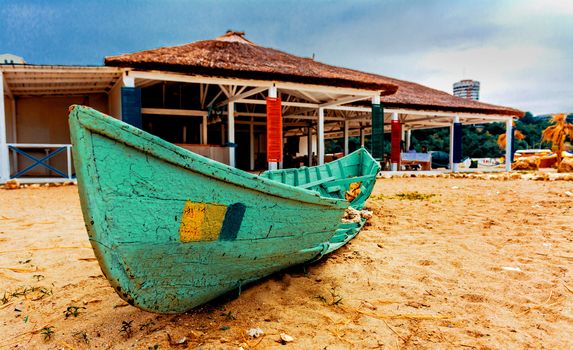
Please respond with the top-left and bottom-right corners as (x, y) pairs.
(1, 177), (573, 349)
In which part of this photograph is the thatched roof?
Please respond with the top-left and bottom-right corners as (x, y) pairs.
(105, 31), (523, 117)
(375, 75), (523, 117)
(105, 31), (398, 94)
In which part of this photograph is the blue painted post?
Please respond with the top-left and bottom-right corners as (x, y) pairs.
(452, 118), (462, 172)
(121, 87), (142, 129)
(370, 96), (383, 161)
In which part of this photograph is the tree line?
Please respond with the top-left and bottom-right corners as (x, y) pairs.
(325, 112), (573, 158)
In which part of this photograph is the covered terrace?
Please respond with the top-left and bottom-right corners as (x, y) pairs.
(0, 32), (399, 183)
(316, 75), (523, 172)
(1, 31), (523, 183)
(103, 31), (398, 171)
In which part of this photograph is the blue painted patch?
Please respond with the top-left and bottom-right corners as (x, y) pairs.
(219, 203), (246, 241)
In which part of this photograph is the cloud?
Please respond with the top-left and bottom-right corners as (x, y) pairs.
(509, 0), (573, 17)
(411, 43), (572, 113)
(324, 0), (573, 114)
(0, 0), (571, 114)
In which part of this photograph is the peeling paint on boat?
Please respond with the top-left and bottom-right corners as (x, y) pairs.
(69, 105), (379, 313)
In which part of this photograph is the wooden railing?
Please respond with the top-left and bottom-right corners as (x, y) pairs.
(7, 143), (73, 180)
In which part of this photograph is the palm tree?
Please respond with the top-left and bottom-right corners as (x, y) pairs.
(497, 122), (525, 149)
(541, 113), (573, 165)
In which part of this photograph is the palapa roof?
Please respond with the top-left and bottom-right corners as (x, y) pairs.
(105, 31), (398, 94)
(376, 75), (523, 117)
(105, 31), (523, 117)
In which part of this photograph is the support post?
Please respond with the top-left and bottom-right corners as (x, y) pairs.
(10, 98), (17, 173)
(123, 75), (135, 88)
(120, 74), (142, 129)
(360, 127), (365, 147)
(343, 120), (349, 155)
(390, 112), (400, 171)
(371, 95), (383, 161)
(0, 71), (9, 182)
(406, 129), (411, 151)
(202, 114), (208, 145)
(249, 117), (255, 171)
(505, 119), (513, 172)
(449, 129), (454, 171)
(450, 115), (462, 172)
(268, 85), (278, 170)
(227, 101), (235, 167)
(66, 145), (73, 179)
(318, 107), (325, 165)
(307, 124), (313, 166)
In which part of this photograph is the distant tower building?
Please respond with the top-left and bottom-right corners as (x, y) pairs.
(453, 79), (480, 101)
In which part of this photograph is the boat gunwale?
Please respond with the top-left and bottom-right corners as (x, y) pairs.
(69, 105), (347, 209)
(261, 147), (379, 179)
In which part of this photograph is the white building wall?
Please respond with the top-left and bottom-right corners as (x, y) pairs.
(4, 95), (14, 143)
(12, 94), (108, 176)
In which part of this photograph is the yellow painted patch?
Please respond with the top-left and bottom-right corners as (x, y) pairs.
(179, 201), (227, 242)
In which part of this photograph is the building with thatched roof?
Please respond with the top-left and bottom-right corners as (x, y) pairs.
(0, 31), (522, 183)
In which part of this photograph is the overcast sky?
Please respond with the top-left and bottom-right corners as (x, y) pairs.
(1, 0), (572, 115)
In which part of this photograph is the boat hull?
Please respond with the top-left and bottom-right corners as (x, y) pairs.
(69, 106), (347, 313)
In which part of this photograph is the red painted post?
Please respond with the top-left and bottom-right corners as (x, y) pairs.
(390, 119), (401, 167)
(266, 97), (283, 163)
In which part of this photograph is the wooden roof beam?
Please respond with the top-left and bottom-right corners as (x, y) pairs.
(136, 79), (161, 88)
(283, 115), (344, 121)
(128, 71), (380, 97)
(7, 77), (116, 84)
(216, 86), (267, 107)
(141, 108), (207, 117)
(3, 77), (13, 99)
(237, 98), (317, 108)
(0, 67), (122, 74)
(319, 95), (371, 108)
(218, 84), (231, 98)
(295, 90), (321, 103)
(402, 115), (451, 124)
(13, 90), (108, 96)
(11, 84), (112, 92)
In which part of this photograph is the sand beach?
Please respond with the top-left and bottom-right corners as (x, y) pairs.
(1, 175), (572, 349)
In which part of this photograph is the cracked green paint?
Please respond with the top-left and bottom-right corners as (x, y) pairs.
(69, 105), (379, 314)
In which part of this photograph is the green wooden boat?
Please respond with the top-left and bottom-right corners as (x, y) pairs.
(69, 105), (380, 314)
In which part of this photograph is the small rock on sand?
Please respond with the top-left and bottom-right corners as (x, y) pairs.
(3, 179), (20, 190)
